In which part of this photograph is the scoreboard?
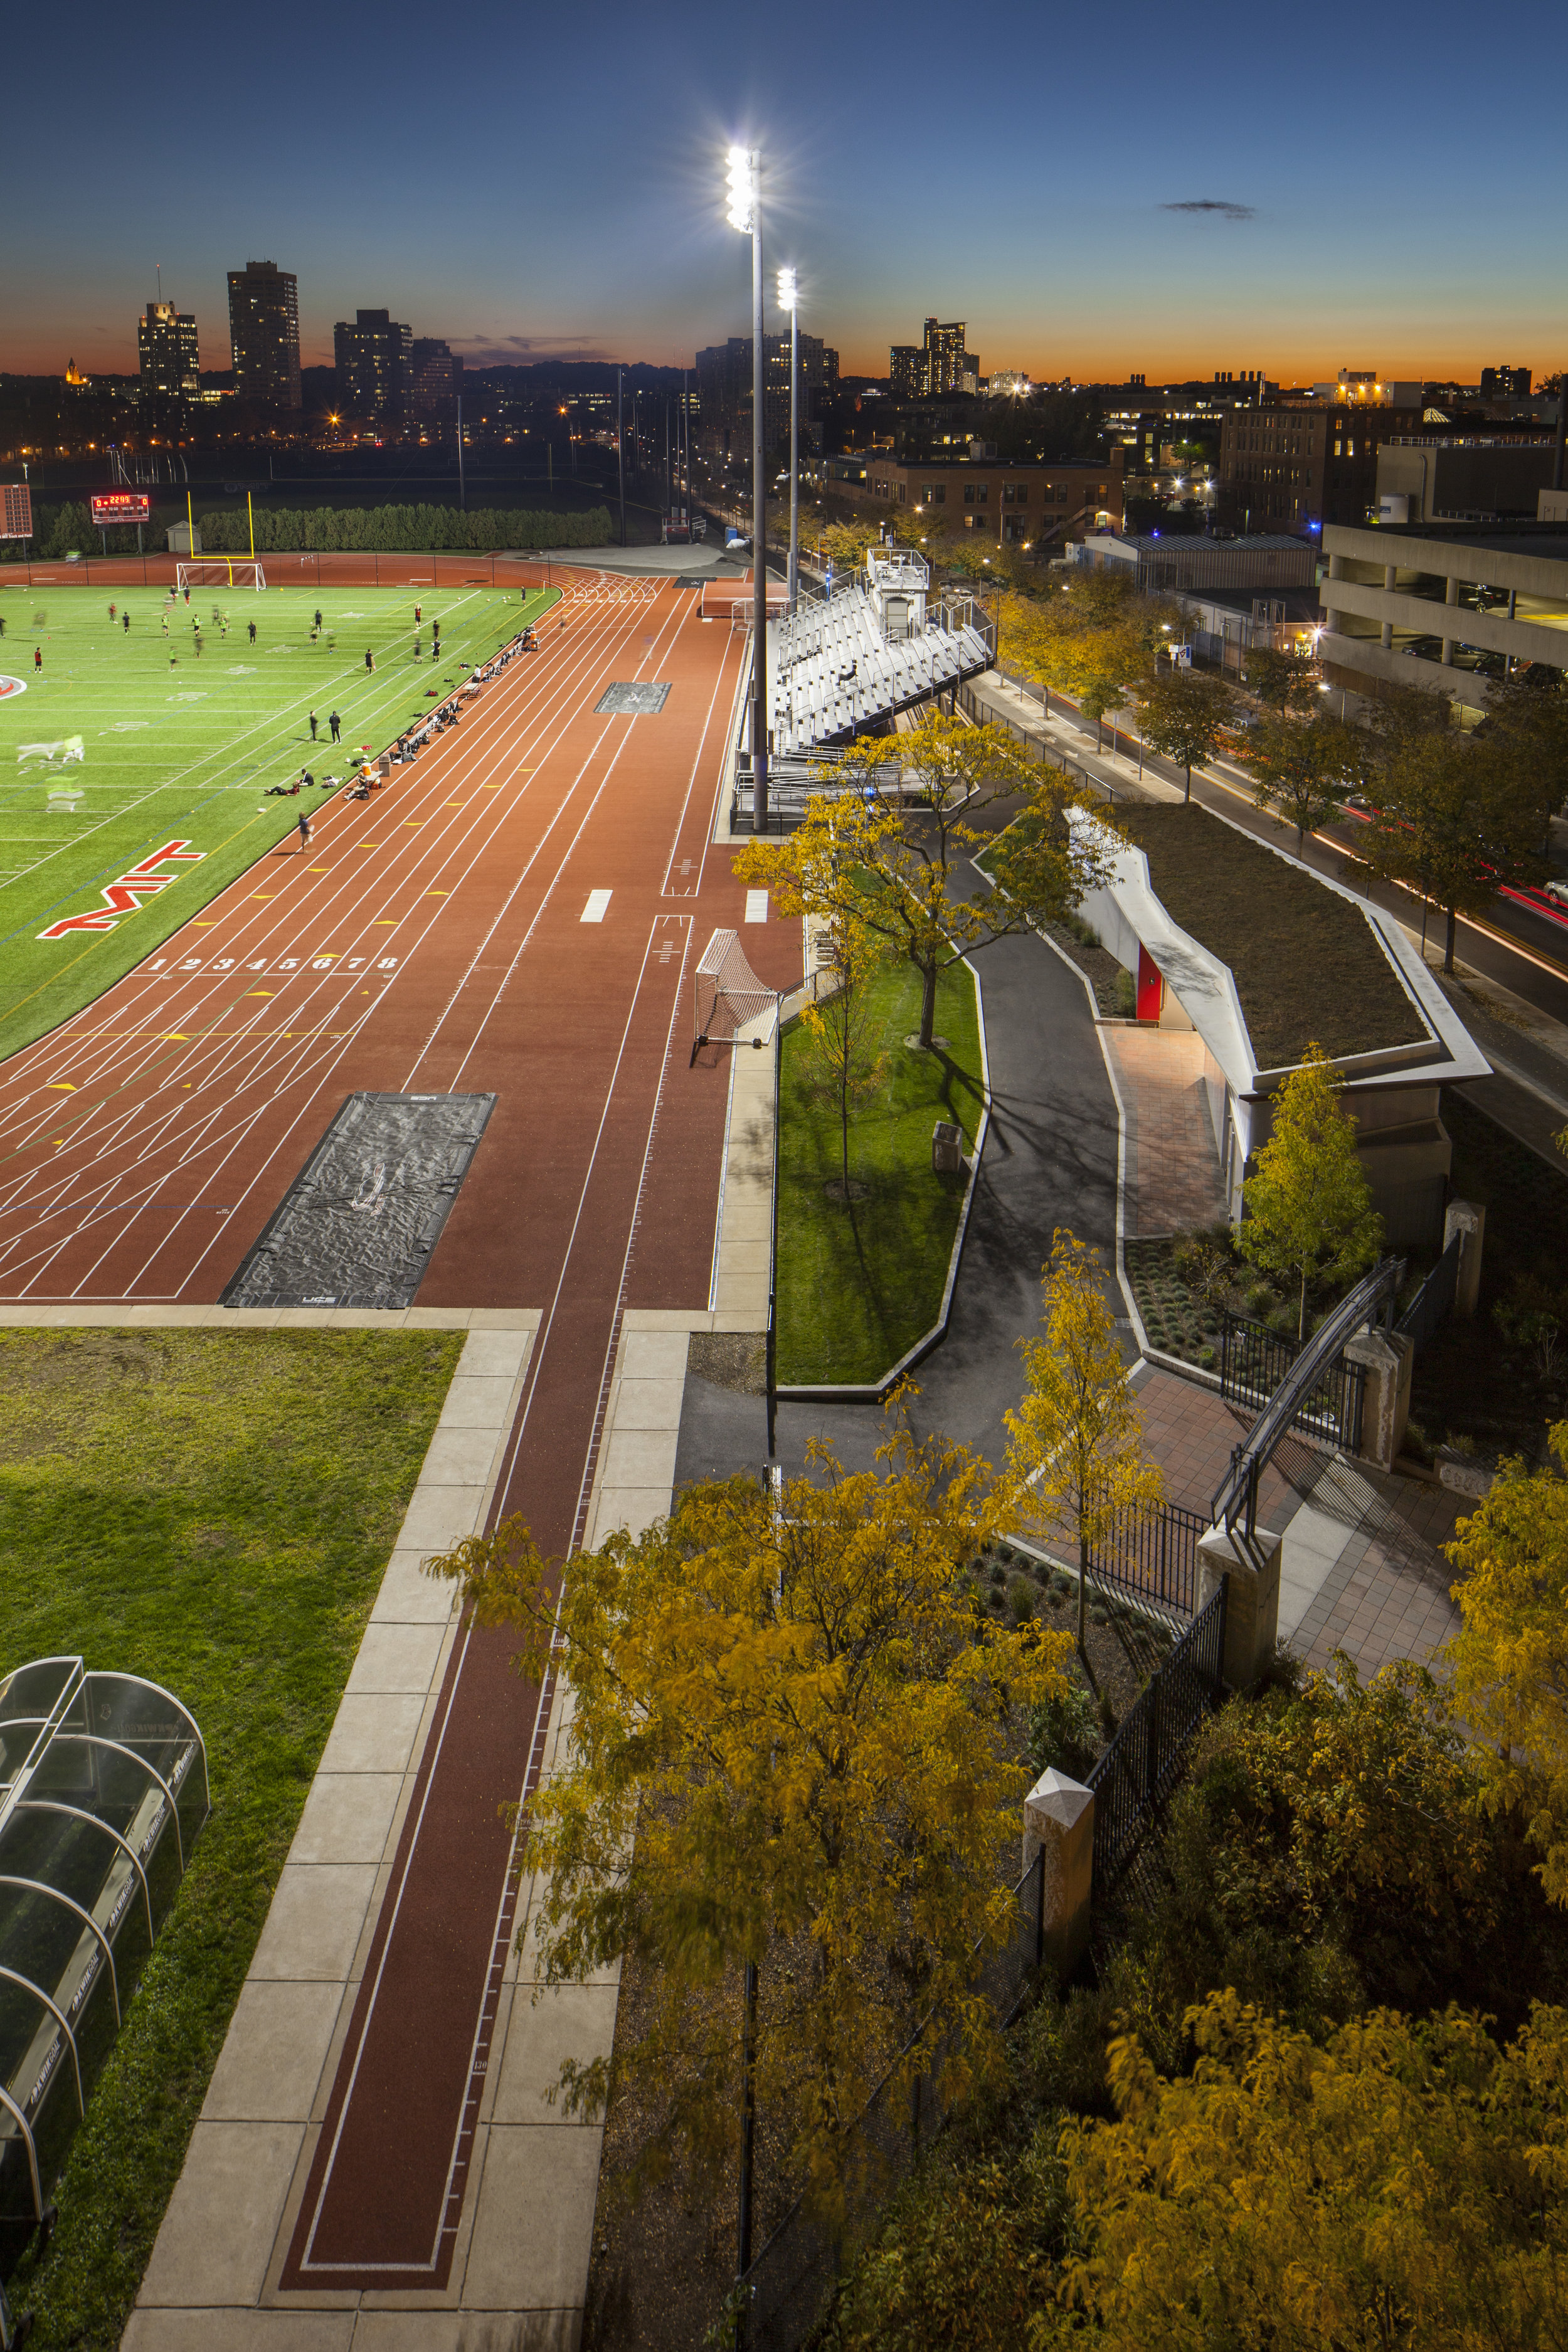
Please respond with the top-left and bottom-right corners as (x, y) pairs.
(90, 491), (152, 527)
(0, 484), (34, 539)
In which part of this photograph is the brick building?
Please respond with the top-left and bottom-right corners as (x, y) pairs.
(1218, 397), (1421, 534)
(842, 448), (1124, 546)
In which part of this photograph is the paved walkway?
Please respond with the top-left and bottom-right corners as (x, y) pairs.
(1099, 1027), (1228, 1236)
(1131, 1365), (1465, 1670)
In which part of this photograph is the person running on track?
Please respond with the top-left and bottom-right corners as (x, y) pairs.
(297, 812), (312, 852)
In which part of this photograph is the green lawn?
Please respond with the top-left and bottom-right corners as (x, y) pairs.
(0, 1327), (462, 2348)
(0, 581), (558, 1063)
(776, 959), (985, 1385)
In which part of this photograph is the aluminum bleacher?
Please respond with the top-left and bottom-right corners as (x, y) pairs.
(765, 581), (992, 758)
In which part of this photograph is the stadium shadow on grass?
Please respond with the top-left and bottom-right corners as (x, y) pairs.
(0, 583), (557, 1064)
(775, 959), (984, 1386)
(0, 1326), (462, 2351)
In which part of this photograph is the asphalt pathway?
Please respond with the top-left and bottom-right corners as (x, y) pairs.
(675, 871), (1125, 1486)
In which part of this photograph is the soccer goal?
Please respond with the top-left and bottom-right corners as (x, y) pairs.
(176, 559), (267, 592)
(693, 928), (777, 1059)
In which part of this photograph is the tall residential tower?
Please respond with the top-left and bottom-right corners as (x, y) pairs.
(227, 261), (302, 416)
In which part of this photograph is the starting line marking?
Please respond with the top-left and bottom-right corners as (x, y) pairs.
(581, 889), (612, 923)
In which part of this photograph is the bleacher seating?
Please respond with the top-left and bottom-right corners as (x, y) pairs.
(765, 584), (990, 757)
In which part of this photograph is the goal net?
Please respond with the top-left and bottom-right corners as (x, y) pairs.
(176, 560), (267, 591)
(693, 929), (777, 1055)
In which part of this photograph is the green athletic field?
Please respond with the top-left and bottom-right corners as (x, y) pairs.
(0, 580), (559, 1066)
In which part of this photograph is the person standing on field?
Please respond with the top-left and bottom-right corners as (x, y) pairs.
(309, 711), (318, 740)
(33, 646), (42, 671)
(109, 603), (116, 621)
(122, 612), (130, 632)
(314, 608), (323, 632)
(329, 710), (341, 743)
(248, 620), (257, 645)
(364, 649), (374, 672)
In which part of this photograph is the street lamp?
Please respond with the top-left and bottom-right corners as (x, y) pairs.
(778, 265), (799, 615)
(728, 143), (768, 829)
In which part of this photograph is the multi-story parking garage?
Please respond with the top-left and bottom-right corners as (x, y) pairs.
(1318, 519), (1568, 707)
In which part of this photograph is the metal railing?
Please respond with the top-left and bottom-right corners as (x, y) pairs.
(1086, 1498), (1207, 1619)
(1086, 1578), (1227, 1899)
(1212, 1256), (1404, 1549)
(1219, 1312), (1365, 1444)
(1397, 1231), (1461, 1355)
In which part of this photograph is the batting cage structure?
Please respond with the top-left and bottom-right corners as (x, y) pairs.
(176, 560), (267, 592)
(693, 929), (777, 1058)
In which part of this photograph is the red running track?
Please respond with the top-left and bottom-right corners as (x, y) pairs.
(0, 569), (800, 2290)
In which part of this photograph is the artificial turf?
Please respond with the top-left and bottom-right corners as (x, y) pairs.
(775, 958), (985, 1385)
(0, 580), (558, 1065)
(0, 1325), (463, 2349)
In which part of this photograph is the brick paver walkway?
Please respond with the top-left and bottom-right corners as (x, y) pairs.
(1103, 1028), (1228, 1237)
(1131, 1367), (1467, 1675)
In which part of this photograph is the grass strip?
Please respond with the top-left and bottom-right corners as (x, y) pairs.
(0, 1326), (462, 2348)
(776, 958), (983, 1385)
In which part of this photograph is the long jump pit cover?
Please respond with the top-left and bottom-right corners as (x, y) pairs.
(221, 1091), (495, 1310)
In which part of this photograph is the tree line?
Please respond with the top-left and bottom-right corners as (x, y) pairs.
(0, 499), (614, 560)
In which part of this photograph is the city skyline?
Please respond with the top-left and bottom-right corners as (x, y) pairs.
(3, 0), (1565, 387)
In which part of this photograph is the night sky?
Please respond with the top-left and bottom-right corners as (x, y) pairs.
(6, 0), (1565, 384)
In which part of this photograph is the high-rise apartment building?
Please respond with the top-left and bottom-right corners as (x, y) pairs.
(695, 334), (839, 462)
(137, 302), (200, 400)
(227, 261), (302, 415)
(410, 337), (462, 421)
(886, 318), (979, 398)
(1479, 366), (1532, 398)
(334, 310), (413, 422)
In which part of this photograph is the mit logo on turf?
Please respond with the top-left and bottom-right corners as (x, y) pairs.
(36, 841), (205, 940)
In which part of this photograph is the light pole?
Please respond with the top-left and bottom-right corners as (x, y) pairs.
(728, 143), (768, 830)
(778, 265), (799, 614)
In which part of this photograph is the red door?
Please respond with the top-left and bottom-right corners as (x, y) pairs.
(1136, 943), (1164, 1022)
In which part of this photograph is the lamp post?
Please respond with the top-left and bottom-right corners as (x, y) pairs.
(728, 144), (768, 830)
(778, 265), (799, 615)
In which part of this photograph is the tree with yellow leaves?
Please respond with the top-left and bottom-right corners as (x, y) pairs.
(736, 713), (1121, 1048)
(425, 1424), (1074, 2220)
(1004, 1230), (1164, 1657)
(1047, 1989), (1568, 2351)
(1239, 1043), (1382, 1341)
(1444, 1425), (1568, 1911)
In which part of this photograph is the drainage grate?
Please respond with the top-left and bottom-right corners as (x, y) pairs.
(221, 1092), (495, 1310)
(595, 681), (671, 716)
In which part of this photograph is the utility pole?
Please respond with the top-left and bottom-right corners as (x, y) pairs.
(727, 146), (768, 831)
(457, 396), (466, 510)
(780, 268), (799, 612)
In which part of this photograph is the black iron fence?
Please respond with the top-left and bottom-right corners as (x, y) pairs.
(1397, 1231), (1462, 1355)
(1086, 1580), (1227, 1900)
(1219, 1311), (1366, 1449)
(1086, 1498), (1207, 1619)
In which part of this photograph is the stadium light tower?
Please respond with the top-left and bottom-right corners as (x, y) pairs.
(727, 143), (768, 831)
(778, 266), (799, 617)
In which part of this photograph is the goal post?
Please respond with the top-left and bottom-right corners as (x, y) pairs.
(693, 928), (778, 1059)
(176, 559), (267, 592)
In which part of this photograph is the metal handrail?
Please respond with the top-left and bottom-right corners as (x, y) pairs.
(1211, 1254), (1404, 1546)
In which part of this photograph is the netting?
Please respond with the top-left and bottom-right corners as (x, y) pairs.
(175, 560), (267, 591)
(693, 928), (776, 1052)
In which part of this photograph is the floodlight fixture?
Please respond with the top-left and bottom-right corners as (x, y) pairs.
(777, 266), (797, 308)
(726, 147), (755, 233)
